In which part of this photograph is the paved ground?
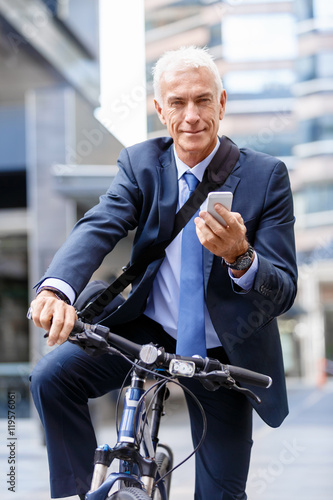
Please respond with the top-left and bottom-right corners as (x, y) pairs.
(0, 379), (332, 500)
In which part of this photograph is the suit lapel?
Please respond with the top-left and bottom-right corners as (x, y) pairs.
(203, 162), (241, 291)
(156, 144), (178, 243)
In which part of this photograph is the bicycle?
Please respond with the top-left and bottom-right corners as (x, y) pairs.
(66, 319), (272, 500)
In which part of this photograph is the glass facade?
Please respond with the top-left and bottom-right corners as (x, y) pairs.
(293, 0), (333, 236)
(296, 0), (333, 27)
(41, 0), (99, 57)
(0, 105), (26, 209)
(222, 13), (297, 62)
(232, 131), (294, 158)
(219, 6), (297, 160)
(296, 184), (333, 215)
(299, 115), (333, 144)
(314, 0), (333, 20)
(0, 105), (25, 172)
(0, 236), (29, 363)
(224, 69), (295, 100)
(295, 0), (313, 20)
(298, 52), (333, 82)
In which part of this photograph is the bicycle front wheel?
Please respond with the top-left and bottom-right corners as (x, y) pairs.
(108, 487), (151, 500)
(152, 449), (173, 500)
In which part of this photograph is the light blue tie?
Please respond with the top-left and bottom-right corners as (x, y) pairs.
(176, 172), (206, 358)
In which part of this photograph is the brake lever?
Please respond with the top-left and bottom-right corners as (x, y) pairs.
(195, 370), (262, 404)
(195, 370), (235, 392)
(67, 330), (111, 357)
(231, 384), (261, 404)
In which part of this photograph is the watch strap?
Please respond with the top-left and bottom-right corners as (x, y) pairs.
(37, 286), (71, 304)
(224, 245), (254, 270)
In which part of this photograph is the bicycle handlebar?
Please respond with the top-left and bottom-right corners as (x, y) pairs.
(70, 320), (272, 391)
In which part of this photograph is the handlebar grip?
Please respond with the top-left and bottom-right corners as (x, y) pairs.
(73, 320), (143, 358)
(72, 319), (87, 333)
(106, 332), (143, 358)
(225, 365), (272, 388)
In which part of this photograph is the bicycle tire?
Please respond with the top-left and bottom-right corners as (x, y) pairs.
(108, 487), (151, 500)
(153, 450), (172, 500)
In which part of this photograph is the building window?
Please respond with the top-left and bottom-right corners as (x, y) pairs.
(209, 22), (222, 48)
(299, 115), (333, 144)
(222, 13), (297, 62)
(41, 0), (99, 57)
(317, 53), (333, 79)
(314, 0), (333, 20)
(0, 236), (29, 363)
(295, 0), (313, 21)
(297, 184), (333, 215)
(298, 53), (333, 82)
(232, 132), (294, 158)
(224, 69), (295, 100)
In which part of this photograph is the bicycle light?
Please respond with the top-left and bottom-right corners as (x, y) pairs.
(169, 359), (196, 377)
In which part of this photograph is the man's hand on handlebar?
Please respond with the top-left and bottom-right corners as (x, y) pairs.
(29, 290), (77, 347)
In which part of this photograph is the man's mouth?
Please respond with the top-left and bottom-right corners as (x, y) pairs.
(183, 130), (204, 135)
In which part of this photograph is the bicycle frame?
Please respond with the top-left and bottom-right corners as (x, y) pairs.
(86, 365), (171, 500)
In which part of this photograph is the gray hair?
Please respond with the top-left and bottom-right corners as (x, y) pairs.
(153, 46), (223, 105)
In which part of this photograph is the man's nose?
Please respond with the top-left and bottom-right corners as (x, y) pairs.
(185, 102), (200, 123)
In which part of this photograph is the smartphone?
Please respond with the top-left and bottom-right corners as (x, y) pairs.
(206, 191), (233, 226)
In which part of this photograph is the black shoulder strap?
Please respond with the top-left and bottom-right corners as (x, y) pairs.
(78, 136), (240, 321)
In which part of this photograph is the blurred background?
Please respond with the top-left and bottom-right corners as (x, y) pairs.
(0, 0), (332, 420)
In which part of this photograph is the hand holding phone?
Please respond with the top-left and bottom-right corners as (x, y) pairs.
(205, 191), (233, 226)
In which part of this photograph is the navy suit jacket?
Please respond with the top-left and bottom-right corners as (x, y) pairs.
(42, 136), (297, 428)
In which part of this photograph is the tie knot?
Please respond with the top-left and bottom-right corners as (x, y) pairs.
(184, 172), (199, 195)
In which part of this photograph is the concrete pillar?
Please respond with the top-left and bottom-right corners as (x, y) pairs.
(26, 86), (77, 366)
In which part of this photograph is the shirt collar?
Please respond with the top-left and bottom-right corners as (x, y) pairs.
(173, 137), (220, 182)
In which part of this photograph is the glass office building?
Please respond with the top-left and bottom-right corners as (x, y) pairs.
(292, 0), (333, 379)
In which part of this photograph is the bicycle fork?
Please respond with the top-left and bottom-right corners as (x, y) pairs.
(88, 370), (160, 498)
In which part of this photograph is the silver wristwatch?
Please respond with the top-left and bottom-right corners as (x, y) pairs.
(224, 245), (254, 271)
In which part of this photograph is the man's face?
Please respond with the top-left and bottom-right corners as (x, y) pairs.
(154, 66), (227, 167)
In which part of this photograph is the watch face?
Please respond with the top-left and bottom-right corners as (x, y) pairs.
(228, 245), (254, 270)
(234, 255), (253, 270)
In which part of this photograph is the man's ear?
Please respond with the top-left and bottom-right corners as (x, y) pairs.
(154, 99), (166, 125)
(219, 90), (227, 121)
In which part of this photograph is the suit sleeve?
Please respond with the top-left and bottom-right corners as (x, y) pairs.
(234, 160), (297, 318)
(38, 148), (142, 297)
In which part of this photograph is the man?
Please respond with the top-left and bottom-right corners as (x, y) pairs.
(30, 46), (297, 500)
